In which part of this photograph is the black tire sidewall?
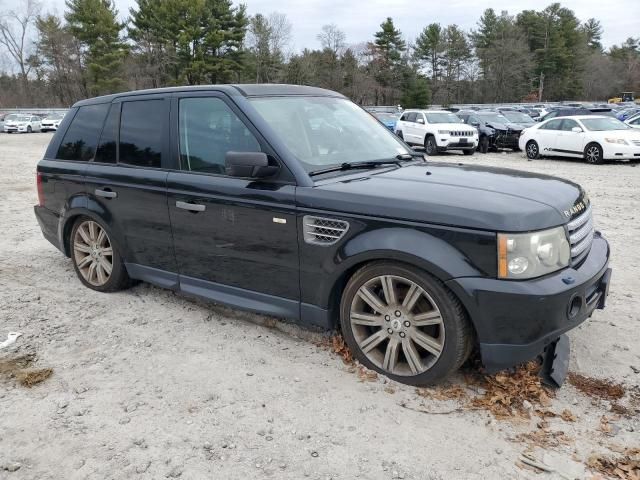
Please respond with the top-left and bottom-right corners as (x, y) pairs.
(526, 140), (539, 159)
(425, 136), (437, 155)
(339, 262), (469, 386)
(70, 216), (128, 292)
(479, 137), (489, 153)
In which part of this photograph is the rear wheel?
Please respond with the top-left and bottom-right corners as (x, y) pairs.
(340, 262), (472, 386)
(526, 140), (540, 159)
(70, 217), (131, 292)
(584, 143), (603, 164)
(425, 135), (438, 156)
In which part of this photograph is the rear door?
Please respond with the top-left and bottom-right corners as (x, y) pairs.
(166, 93), (300, 311)
(84, 96), (176, 279)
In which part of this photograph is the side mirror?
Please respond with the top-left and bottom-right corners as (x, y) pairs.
(225, 151), (278, 178)
(416, 118), (425, 124)
(571, 127), (583, 133)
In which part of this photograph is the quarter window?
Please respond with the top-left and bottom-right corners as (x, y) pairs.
(56, 104), (109, 161)
(119, 100), (164, 168)
(179, 97), (260, 174)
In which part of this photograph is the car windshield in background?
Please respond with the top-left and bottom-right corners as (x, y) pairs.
(478, 113), (510, 123)
(16, 115), (31, 121)
(425, 112), (462, 124)
(581, 117), (630, 131)
(249, 96), (411, 173)
(503, 112), (533, 123)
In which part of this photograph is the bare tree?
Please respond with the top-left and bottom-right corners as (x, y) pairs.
(317, 24), (346, 55)
(0, 0), (41, 99)
(268, 12), (292, 60)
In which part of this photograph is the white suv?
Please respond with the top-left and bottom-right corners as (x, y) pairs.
(395, 110), (479, 155)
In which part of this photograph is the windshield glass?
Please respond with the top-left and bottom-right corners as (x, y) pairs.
(47, 113), (64, 120)
(502, 111), (533, 123)
(581, 117), (629, 131)
(16, 115), (31, 121)
(425, 112), (462, 124)
(249, 96), (411, 172)
(477, 112), (510, 123)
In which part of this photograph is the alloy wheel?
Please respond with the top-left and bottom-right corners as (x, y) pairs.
(349, 275), (445, 376)
(425, 138), (436, 155)
(73, 220), (113, 287)
(585, 146), (600, 163)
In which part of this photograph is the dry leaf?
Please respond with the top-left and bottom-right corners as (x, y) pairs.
(561, 409), (577, 422)
(568, 372), (625, 400)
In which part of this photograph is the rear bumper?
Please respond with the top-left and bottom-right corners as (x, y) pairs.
(446, 233), (611, 372)
(34, 205), (63, 252)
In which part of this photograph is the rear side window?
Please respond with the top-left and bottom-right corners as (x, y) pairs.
(56, 104), (109, 161)
(179, 97), (260, 174)
(119, 100), (164, 168)
(95, 104), (120, 164)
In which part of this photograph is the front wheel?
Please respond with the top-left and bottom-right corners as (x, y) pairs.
(479, 136), (489, 154)
(462, 149), (474, 156)
(27, 126), (32, 133)
(526, 140), (540, 159)
(425, 136), (438, 156)
(584, 143), (604, 164)
(70, 217), (131, 292)
(340, 262), (472, 386)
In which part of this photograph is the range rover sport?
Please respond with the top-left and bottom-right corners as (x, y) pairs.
(34, 85), (611, 386)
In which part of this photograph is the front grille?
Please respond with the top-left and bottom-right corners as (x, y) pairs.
(450, 131), (475, 137)
(303, 216), (349, 245)
(567, 205), (594, 264)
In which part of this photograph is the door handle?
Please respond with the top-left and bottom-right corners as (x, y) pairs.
(95, 188), (117, 199)
(176, 200), (206, 212)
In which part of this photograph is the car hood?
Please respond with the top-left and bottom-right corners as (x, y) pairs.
(303, 162), (585, 231)
(485, 121), (523, 132)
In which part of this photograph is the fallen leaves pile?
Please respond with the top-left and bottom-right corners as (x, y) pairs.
(330, 334), (353, 364)
(587, 448), (640, 480)
(470, 361), (553, 419)
(568, 372), (625, 400)
(0, 353), (53, 387)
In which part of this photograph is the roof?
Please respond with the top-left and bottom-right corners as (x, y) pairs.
(73, 84), (344, 107)
(549, 115), (611, 120)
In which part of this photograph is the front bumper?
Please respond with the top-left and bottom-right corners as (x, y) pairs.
(446, 233), (611, 372)
(494, 132), (521, 149)
(436, 135), (479, 150)
(604, 143), (640, 160)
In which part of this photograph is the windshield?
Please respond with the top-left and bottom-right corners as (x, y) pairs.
(16, 115), (31, 121)
(581, 117), (630, 131)
(477, 112), (510, 124)
(425, 112), (462, 124)
(249, 96), (411, 172)
(502, 111), (533, 123)
(47, 113), (64, 120)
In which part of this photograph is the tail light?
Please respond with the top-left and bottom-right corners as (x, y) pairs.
(36, 172), (44, 206)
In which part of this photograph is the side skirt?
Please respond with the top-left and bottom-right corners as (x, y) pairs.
(125, 263), (332, 329)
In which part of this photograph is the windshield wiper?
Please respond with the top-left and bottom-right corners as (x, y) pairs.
(309, 156), (413, 177)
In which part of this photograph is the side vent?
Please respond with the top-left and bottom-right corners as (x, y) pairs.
(303, 216), (349, 245)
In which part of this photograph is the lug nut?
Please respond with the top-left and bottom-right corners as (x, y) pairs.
(399, 332), (406, 338)
(387, 328), (393, 335)
(404, 321), (410, 327)
(395, 310), (401, 317)
(385, 315), (390, 321)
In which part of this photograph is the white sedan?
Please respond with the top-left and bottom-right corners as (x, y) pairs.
(519, 115), (640, 164)
(3, 114), (42, 133)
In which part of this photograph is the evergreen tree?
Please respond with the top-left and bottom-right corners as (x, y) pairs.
(65, 0), (127, 96)
(582, 18), (603, 52)
(414, 23), (444, 99)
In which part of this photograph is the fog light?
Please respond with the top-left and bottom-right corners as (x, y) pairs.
(508, 257), (529, 275)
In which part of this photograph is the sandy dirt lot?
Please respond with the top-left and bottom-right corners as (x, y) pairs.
(1, 132), (638, 480)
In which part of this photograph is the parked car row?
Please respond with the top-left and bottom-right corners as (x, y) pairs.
(0, 112), (67, 133)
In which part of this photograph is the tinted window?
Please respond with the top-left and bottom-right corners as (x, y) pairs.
(119, 100), (164, 168)
(56, 104), (109, 161)
(95, 104), (120, 164)
(179, 97), (260, 174)
(406, 112), (417, 122)
(541, 119), (563, 130)
(560, 119), (579, 131)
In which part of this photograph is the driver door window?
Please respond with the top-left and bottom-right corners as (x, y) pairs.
(179, 97), (261, 175)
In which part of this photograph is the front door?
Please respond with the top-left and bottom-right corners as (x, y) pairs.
(536, 118), (563, 153)
(166, 94), (300, 315)
(555, 118), (585, 156)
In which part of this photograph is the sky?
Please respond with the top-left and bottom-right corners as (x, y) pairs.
(21, 0), (640, 51)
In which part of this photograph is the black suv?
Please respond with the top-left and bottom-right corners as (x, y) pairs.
(456, 110), (524, 153)
(35, 85), (611, 386)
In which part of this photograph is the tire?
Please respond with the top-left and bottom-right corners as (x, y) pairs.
(462, 149), (474, 156)
(27, 126), (32, 133)
(584, 142), (604, 164)
(70, 216), (131, 292)
(424, 135), (438, 156)
(340, 261), (473, 386)
(479, 136), (489, 154)
(525, 140), (540, 160)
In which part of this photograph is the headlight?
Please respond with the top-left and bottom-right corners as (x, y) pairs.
(497, 226), (570, 279)
(604, 138), (628, 145)
(438, 130), (450, 134)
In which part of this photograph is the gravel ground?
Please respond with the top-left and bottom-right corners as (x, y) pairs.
(1, 133), (638, 480)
